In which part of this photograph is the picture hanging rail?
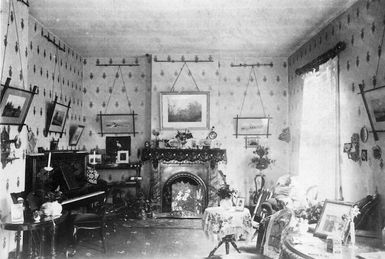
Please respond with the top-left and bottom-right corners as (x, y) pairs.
(97, 112), (138, 137)
(154, 55), (214, 63)
(43, 32), (65, 52)
(358, 83), (385, 141)
(95, 57), (140, 67)
(0, 77), (37, 132)
(230, 62), (273, 68)
(45, 95), (71, 138)
(233, 115), (271, 138)
(16, 0), (29, 7)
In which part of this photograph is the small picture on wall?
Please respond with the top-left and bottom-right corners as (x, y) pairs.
(106, 136), (131, 163)
(245, 136), (259, 149)
(343, 143), (352, 153)
(116, 150), (129, 164)
(361, 149), (367, 161)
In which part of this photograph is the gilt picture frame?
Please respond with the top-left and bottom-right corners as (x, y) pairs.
(160, 91), (210, 130)
(0, 78), (37, 130)
(314, 200), (353, 238)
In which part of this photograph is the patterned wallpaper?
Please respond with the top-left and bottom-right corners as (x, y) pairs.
(0, 1), (29, 258)
(27, 16), (84, 151)
(151, 55), (289, 203)
(288, 0), (385, 213)
(82, 56), (151, 189)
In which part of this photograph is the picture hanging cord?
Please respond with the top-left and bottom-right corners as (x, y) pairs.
(170, 62), (200, 92)
(104, 66), (131, 113)
(239, 66), (266, 117)
(1, 0), (26, 89)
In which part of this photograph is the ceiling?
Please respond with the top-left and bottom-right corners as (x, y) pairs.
(29, 0), (358, 57)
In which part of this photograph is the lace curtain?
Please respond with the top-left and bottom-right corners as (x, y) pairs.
(298, 57), (340, 200)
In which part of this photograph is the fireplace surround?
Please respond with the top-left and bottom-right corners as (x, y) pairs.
(142, 148), (227, 216)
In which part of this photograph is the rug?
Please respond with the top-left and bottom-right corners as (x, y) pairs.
(121, 218), (203, 229)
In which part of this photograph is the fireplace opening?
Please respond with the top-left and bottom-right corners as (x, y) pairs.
(162, 172), (207, 217)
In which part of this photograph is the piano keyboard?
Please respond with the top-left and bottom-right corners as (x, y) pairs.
(61, 191), (105, 205)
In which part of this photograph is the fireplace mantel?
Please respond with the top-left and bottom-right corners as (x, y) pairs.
(141, 148), (226, 169)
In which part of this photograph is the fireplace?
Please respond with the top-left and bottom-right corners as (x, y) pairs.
(142, 148), (227, 217)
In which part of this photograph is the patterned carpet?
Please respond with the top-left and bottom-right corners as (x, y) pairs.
(56, 217), (265, 259)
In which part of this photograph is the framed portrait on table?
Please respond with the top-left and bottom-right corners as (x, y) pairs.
(160, 91), (210, 130)
(235, 197), (245, 211)
(314, 200), (353, 238)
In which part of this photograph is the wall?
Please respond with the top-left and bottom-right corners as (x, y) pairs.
(288, 0), (385, 218)
(151, 54), (289, 204)
(27, 16), (84, 151)
(82, 56), (151, 191)
(0, 1), (29, 258)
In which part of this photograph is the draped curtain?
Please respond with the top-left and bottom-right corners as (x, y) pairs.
(298, 57), (340, 199)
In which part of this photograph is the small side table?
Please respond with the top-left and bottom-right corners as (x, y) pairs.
(202, 207), (252, 257)
(3, 210), (68, 259)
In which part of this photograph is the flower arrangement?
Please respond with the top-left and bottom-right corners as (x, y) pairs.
(295, 201), (324, 224)
(175, 129), (193, 143)
(216, 185), (235, 200)
(249, 144), (275, 171)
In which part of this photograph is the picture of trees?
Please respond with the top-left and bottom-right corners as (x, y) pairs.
(1, 94), (26, 118)
(167, 99), (202, 122)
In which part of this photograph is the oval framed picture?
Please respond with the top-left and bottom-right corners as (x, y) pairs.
(360, 126), (368, 143)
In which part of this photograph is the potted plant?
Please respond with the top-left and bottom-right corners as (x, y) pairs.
(217, 185), (235, 210)
(249, 143), (275, 203)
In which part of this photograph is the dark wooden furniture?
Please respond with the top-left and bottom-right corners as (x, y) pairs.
(4, 211), (68, 259)
(66, 191), (108, 256)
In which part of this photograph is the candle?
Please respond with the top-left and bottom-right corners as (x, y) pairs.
(93, 150), (96, 156)
(47, 152), (51, 168)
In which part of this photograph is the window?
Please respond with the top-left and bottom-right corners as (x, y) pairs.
(298, 58), (340, 199)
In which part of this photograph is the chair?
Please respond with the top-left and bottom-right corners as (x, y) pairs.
(66, 191), (109, 257)
(250, 189), (272, 252)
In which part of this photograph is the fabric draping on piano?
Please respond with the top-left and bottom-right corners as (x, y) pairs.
(202, 207), (253, 241)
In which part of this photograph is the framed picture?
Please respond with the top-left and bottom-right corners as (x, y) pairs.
(116, 150), (129, 164)
(160, 91), (210, 129)
(47, 96), (71, 137)
(245, 136), (260, 149)
(343, 143), (352, 153)
(98, 112), (137, 136)
(235, 197), (245, 211)
(361, 149), (368, 161)
(88, 154), (102, 165)
(234, 116), (271, 138)
(69, 125), (85, 146)
(106, 136), (131, 163)
(0, 77), (37, 130)
(314, 200), (353, 238)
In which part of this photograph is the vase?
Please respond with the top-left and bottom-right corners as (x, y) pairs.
(219, 198), (233, 210)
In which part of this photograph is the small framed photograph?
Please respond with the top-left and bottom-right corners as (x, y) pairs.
(88, 154), (102, 165)
(116, 150), (129, 164)
(69, 125), (85, 146)
(245, 136), (259, 149)
(343, 143), (352, 153)
(314, 200), (353, 238)
(235, 197), (245, 211)
(361, 149), (368, 161)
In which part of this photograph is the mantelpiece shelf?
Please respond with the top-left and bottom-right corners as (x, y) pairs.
(93, 161), (142, 170)
(141, 148), (227, 169)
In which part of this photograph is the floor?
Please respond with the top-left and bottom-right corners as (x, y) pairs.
(55, 217), (269, 259)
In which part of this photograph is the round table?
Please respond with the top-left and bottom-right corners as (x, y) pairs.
(202, 207), (252, 257)
(3, 211), (68, 259)
(281, 229), (384, 259)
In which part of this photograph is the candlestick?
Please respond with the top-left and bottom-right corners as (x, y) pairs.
(47, 152), (51, 167)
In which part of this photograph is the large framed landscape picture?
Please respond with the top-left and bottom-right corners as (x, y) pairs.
(160, 91), (210, 129)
